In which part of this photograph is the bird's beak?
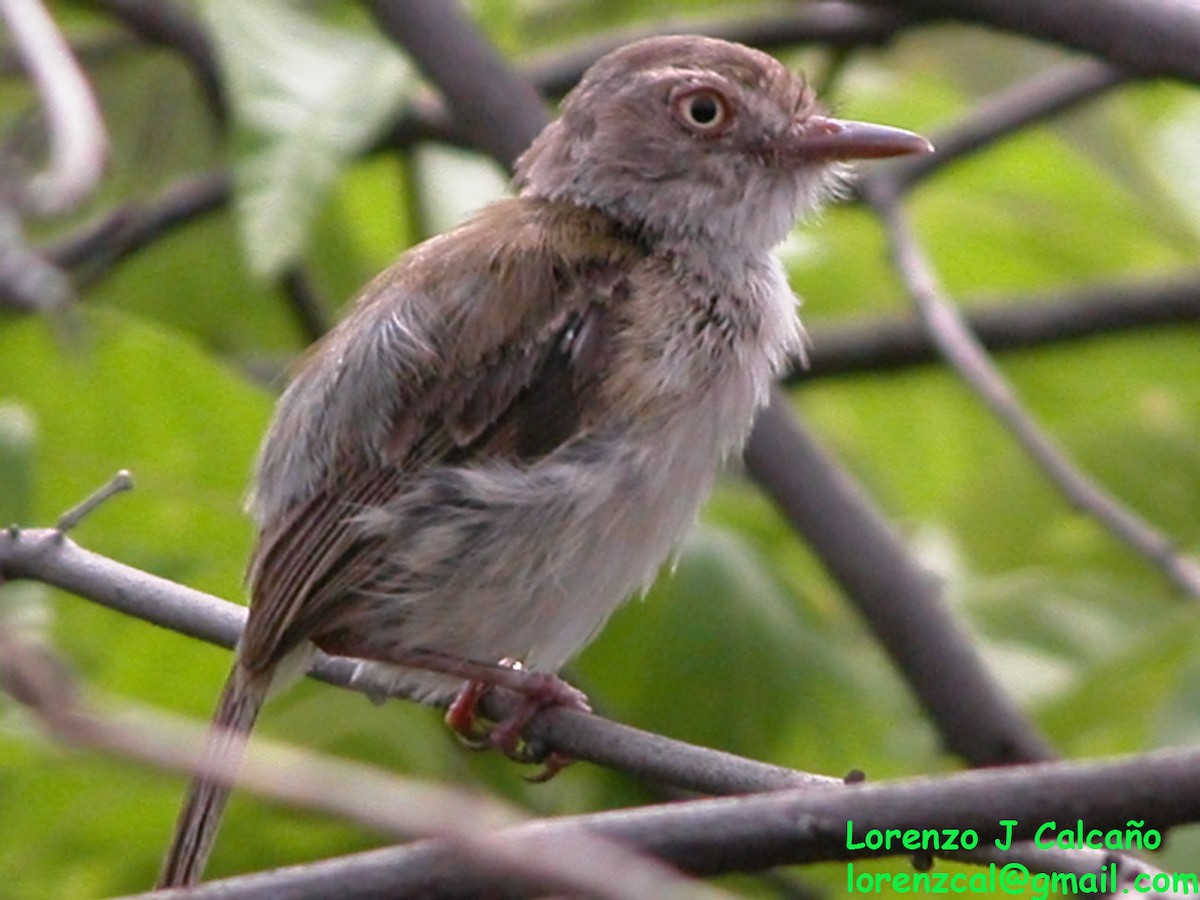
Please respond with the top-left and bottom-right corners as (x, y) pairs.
(787, 116), (933, 161)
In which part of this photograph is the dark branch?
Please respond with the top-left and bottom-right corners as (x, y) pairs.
(364, 0), (548, 168)
(278, 266), (331, 344)
(80, 0), (227, 126)
(860, 0), (1200, 85)
(123, 744), (1200, 899)
(524, 4), (908, 97)
(795, 272), (1200, 380)
(44, 170), (230, 289)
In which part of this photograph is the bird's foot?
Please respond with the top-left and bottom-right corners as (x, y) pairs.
(444, 659), (589, 780)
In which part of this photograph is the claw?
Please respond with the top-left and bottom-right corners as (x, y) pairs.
(443, 663), (589, 779)
(445, 679), (491, 748)
(523, 751), (575, 783)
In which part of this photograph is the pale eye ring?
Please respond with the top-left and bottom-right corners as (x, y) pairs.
(672, 87), (732, 135)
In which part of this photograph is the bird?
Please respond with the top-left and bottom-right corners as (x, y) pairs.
(157, 33), (931, 887)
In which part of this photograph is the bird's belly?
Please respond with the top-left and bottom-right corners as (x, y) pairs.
(339, 377), (758, 703)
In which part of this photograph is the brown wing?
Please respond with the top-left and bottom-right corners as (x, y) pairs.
(238, 200), (643, 672)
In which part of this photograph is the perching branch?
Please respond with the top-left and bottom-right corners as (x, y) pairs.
(0, 526), (834, 797)
(0, 526), (1180, 891)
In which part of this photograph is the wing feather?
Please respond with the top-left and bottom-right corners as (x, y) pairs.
(239, 199), (645, 670)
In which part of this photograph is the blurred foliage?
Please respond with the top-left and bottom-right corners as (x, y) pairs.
(2, 1), (1200, 896)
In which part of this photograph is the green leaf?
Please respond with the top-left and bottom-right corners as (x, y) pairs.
(205, 0), (413, 276)
(1151, 93), (1200, 240)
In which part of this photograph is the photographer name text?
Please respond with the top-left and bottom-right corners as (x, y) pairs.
(846, 818), (1160, 852)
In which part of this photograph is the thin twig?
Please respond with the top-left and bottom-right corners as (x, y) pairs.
(55, 469), (133, 533)
(863, 181), (1200, 599)
(1, 0), (108, 215)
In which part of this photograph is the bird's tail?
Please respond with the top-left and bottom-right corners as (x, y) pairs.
(157, 665), (268, 888)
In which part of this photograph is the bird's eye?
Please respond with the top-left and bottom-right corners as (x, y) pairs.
(672, 88), (731, 135)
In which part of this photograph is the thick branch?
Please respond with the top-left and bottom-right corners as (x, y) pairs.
(744, 396), (1055, 766)
(364, 0), (548, 168)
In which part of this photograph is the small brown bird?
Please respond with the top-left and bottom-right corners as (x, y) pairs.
(158, 34), (930, 886)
